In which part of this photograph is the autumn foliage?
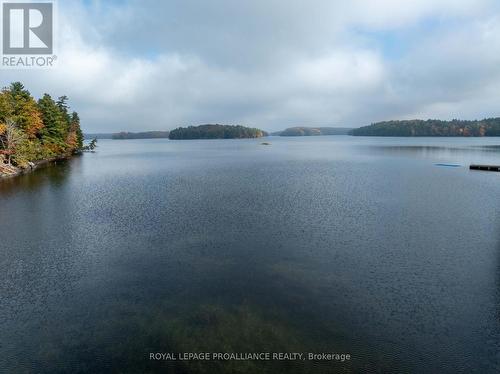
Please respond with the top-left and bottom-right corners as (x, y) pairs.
(0, 82), (83, 168)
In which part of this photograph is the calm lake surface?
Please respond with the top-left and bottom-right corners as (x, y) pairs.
(1, 136), (499, 373)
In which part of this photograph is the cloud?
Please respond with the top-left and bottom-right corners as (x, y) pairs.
(1, 0), (500, 132)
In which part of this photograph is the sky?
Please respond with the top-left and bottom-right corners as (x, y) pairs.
(3, 0), (500, 133)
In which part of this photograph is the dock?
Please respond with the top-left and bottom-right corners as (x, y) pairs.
(470, 165), (500, 172)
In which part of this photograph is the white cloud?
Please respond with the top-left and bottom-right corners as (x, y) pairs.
(2, 0), (500, 132)
(345, 0), (493, 29)
(293, 51), (385, 93)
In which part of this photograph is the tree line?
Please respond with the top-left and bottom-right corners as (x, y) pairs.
(0, 82), (84, 169)
(277, 127), (352, 136)
(112, 131), (170, 140)
(350, 118), (500, 137)
(169, 124), (267, 140)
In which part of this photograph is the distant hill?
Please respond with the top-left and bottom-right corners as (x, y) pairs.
(275, 127), (352, 136)
(84, 131), (170, 140)
(112, 131), (170, 140)
(350, 118), (500, 137)
(169, 124), (268, 140)
(84, 133), (113, 139)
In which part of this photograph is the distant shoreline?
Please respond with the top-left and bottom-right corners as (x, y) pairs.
(273, 127), (352, 136)
(351, 118), (500, 137)
(83, 117), (500, 140)
(169, 124), (267, 140)
(84, 131), (170, 140)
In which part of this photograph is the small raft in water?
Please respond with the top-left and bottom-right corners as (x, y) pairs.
(435, 163), (461, 168)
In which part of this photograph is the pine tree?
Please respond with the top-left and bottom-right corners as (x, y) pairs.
(71, 112), (84, 150)
(38, 94), (69, 154)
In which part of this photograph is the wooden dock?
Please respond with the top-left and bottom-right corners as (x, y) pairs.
(470, 165), (500, 172)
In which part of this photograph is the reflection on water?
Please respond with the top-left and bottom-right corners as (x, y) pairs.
(472, 144), (500, 150)
(0, 137), (499, 373)
(366, 143), (500, 162)
(0, 158), (74, 196)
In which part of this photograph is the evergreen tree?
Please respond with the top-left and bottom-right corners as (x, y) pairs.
(56, 95), (72, 131)
(71, 112), (84, 149)
(38, 94), (70, 154)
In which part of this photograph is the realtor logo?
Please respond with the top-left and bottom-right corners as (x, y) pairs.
(1, 1), (56, 68)
(3, 2), (52, 54)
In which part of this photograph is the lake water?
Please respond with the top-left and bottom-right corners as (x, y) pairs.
(1, 136), (499, 373)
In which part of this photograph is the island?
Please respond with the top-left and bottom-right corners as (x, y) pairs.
(0, 82), (84, 179)
(274, 127), (352, 136)
(350, 118), (500, 137)
(169, 124), (267, 140)
(112, 131), (170, 140)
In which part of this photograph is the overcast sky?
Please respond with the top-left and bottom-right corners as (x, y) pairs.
(3, 0), (500, 132)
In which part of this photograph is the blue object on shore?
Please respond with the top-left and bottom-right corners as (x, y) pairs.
(435, 163), (461, 168)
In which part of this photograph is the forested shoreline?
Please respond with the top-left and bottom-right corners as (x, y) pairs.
(0, 82), (84, 178)
(350, 118), (500, 136)
(112, 131), (170, 140)
(169, 124), (267, 139)
(275, 127), (352, 136)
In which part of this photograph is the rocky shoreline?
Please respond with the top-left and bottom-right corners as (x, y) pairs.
(0, 156), (71, 180)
